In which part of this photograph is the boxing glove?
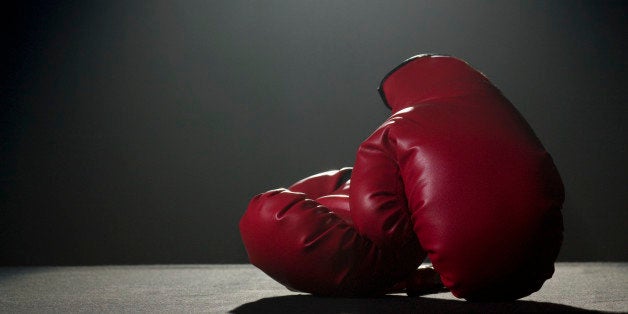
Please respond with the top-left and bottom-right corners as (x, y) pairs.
(350, 54), (564, 300)
(239, 168), (424, 296)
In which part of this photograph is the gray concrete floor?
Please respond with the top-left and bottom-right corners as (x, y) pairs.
(0, 263), (626, 313)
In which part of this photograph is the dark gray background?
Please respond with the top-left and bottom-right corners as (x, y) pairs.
(1, 1), (626, 265)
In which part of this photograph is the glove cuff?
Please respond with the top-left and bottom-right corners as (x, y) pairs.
(378, 54), (493, 112)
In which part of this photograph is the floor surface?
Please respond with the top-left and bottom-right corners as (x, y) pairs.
(1, 263), (626, 313)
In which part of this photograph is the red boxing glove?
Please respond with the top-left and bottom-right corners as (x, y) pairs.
(239, 168), (422, 296)
(350, 54), (564, 300)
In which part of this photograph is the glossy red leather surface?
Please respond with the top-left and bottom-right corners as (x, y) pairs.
(239, 168), (422, 296)
(351, 55), (564, 300)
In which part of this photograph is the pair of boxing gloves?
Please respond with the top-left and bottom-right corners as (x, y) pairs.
(239, 54), (564, 300)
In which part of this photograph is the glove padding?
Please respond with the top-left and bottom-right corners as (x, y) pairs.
(350, 54), (564, 300)
(239, 168), (424, 296)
